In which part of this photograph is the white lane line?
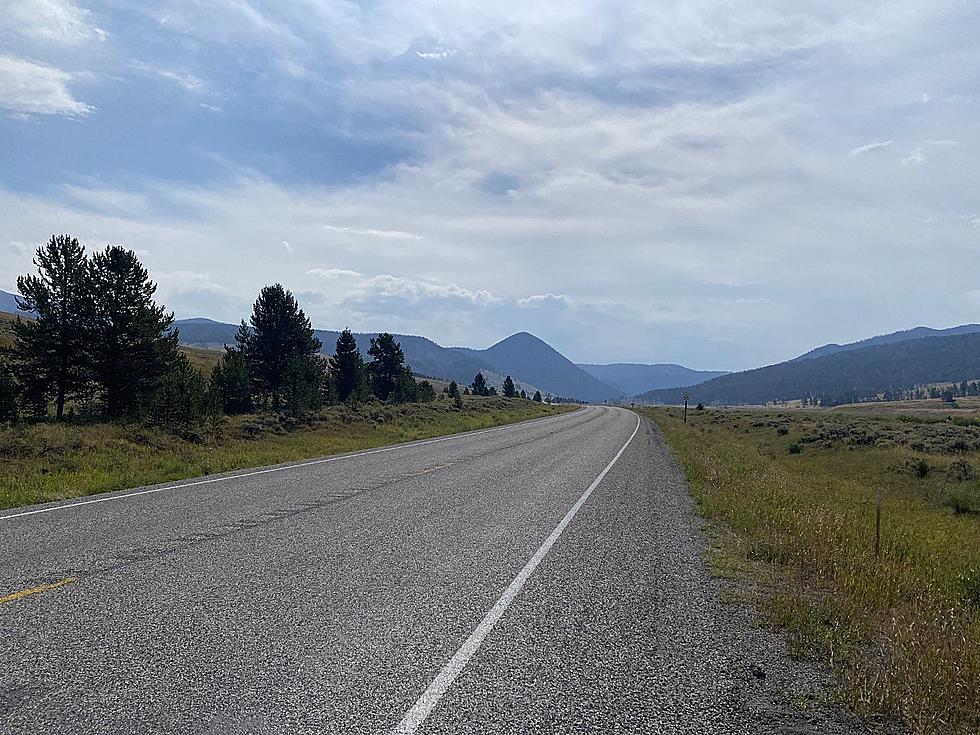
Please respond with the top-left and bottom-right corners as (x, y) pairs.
(0, 408), (593, 523)
(390, 409), (642, 735)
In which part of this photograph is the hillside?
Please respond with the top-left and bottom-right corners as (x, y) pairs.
(452, 333), (621, 402)
(795, 324), (980, 361)
(577, 362), (727, 395)
(173, 318), (496, 384)
(639, 332), (980, 406)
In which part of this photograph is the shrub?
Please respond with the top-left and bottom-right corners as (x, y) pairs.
(946, 485), (980, 515)
(947, 459), (976, 483)
(788, 443), (802, 454)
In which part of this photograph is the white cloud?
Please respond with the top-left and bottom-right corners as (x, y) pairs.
(322, 224), (423, 240)
(849, 140), (893, 157)
(306, 268), (362, 279)
(0, 55), (92, 117)
(4, 0), (106, 44)
(282, 239), (293, 253)
(416, 49), (456, 60)
(130, 61), (206, 93)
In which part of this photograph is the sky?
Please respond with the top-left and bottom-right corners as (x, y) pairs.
(1, 1), (979, 370)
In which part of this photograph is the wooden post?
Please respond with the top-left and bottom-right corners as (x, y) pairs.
(683, 392), (689, 423)
(874, 487), (882, 558)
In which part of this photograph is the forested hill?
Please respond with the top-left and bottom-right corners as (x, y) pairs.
(638, 332), (980, 406)
(794, 324), (980, 361)
(577, 362), (727, 395)
(172, 318), (496, 387)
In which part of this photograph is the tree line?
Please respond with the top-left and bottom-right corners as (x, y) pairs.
(0, 234), (534, 425)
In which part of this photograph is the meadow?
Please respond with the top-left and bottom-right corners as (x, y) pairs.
(0, 397), (569, 510)
(643, 406), (980, 734)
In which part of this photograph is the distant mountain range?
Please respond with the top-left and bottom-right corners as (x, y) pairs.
(640, 332), (980, 406)
(794, 324), (980, 361)
(0, 290), (27, 316)
(577, 363), (727, 395)
(16, 285), (980, 406)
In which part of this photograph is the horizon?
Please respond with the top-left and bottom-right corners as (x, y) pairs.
(3, 2), (980, 371)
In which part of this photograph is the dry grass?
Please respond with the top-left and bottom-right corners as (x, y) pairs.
(0, 396), (571, 510)
(642, 407), (980, 734)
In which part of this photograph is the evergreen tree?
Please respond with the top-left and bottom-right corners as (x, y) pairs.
(488, 386), (498, 396)
(393, 364), (419, 403)
(210, 347), (252, 414)
(520, 389), (527, 399)
(533, 390), (543, 402)
(331, 329), (367, 404)
(283, 353), (327, 416)
(502, 375), (517, 397)
(447, 380), (459, 398)
(0, 362), (18, 422)
(88, 246), (178, 419)
(237, 284), (321, 411)
(416, 380), (436, 403)
(151, 352), (208, 427)
(463, 387), (471, 395)
(471, 372), (489, 396)
(12, 235), (91, 419)
(367, 332), (407, 401)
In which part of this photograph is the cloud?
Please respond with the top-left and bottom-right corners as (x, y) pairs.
(282, 239), (293, 253)
(322, 224), (423, 240)
(130, 61), (206, 93)
(849, 140), (893, 157)
(0, 55), (92, 116)
(4, 0), (106, 44)
(416, 49), (456, 60)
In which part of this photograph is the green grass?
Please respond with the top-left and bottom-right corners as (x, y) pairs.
(641, 407), (980, 734)
(0, 396), (572, 510)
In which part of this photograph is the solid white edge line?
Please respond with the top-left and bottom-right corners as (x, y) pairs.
(389, 408), (642, 735)
(0, 407), (591, 522)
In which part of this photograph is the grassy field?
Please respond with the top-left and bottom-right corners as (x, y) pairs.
(0, 397), (571, 511)
(642, 406), (980, 733)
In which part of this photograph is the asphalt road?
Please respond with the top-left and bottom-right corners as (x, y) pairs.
(0, 406), (862, 734)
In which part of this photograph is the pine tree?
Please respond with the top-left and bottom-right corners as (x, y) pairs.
(88, 246), (178, 419)
(533, 390), (543, 402)
(210, 347), (252, 414)
(367, 332), (407, 402)
(520, 389), (527, 399)
(502, 375), (517, 397)
(331, 328), (367, 404)
(12, 235), (91, 419)
(471, 372), (489, 396)
(151, 352), (208, 427)
(416, 380), (436, 403)
(0, 362), (18, 422)
(447, 380), (459, 398)
(237, 284), (321, 412)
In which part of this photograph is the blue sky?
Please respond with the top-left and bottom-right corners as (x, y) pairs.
(2, 1), (980, 369)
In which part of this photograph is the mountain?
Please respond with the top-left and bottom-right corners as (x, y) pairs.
(795, 324), (980, 361)
(451, 332), (621, 402)
(172, 318), (499, 386)
(0, 289), (31, 317)
(577, 363), (727, 396)
(639, 332), (980, 406)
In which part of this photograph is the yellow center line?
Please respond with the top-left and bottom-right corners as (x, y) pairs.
(0, 577), (77, 605)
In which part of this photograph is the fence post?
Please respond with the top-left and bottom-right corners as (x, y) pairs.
(874, 487), (882, 558)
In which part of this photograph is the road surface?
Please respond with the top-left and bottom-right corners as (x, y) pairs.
(0, 406), (859, 733)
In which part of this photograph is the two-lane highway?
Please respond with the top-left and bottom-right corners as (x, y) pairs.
(0, 407), (859, 733)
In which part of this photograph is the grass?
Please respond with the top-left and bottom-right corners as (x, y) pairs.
(641, 406), (980, 734)
(0, 396), (571, 510)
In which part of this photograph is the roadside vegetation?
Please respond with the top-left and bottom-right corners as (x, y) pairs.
(643, 406), (980, 734)
(0, 234), (561, 508)
(0, 396), (566, 510)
